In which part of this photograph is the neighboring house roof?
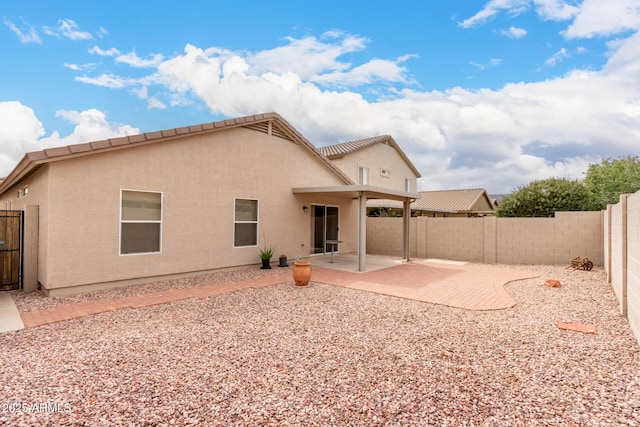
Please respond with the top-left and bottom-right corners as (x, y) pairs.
(413, 188), (495, 213)
(0, 112), (355, 195)
(319, 135), (422, 178)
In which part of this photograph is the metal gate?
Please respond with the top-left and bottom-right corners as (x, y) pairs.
(0, 211), (23, 291)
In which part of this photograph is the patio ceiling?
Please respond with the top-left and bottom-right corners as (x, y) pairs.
(292, 185), (419, 272)
(292, 184), (421, 201)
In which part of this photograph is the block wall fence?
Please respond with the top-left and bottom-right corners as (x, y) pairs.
(605, 192), (640, 343)
(367, 211), (604, 266)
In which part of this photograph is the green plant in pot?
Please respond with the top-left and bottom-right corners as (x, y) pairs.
(258, 245), (275, 269)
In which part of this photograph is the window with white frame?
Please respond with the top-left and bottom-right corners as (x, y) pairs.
(358, 166), (369, 185)
(405, 178), (412, 193)
(120, 190), (162, 255)
(234, 198), (258, 247)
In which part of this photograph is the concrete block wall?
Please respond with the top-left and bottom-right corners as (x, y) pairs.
(423, 218), (484, 262)
(367, 211), (603, 266)
(625, 193), (640, 341)
(367, 217), (404, 257)
(609, 198), (627, 315)
(604, 191), (640, 345)
(496, 218), (556, 265)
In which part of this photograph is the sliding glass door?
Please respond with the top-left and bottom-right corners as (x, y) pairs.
(311, 205), (339, 254)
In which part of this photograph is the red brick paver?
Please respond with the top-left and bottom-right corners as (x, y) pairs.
(19, 261), (540, 329)
(558, 321), (598, 334)
(312, 261), (540, 311)
(20, 273), (292, 329)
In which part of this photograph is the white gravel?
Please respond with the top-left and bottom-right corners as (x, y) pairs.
(1, 263), (639, 426)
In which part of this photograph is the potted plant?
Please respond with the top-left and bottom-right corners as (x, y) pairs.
(258, 245), (275, 269)
(278, 254), (288, 267)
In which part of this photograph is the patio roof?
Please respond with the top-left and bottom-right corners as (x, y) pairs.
(293, 185), (419, 272)
(292, 184), (421, 201)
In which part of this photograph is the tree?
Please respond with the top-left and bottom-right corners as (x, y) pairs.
(496, 178), (590, 217)
(583, 156), (640, 210)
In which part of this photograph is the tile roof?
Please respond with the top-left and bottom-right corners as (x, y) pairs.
(0, 112), (355, 195)
(319, 135), (422, 178)
(413, 188), (494, 213)
(319, 135), (391, 157)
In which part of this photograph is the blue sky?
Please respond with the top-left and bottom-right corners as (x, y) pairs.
(2, 0), (640, 193)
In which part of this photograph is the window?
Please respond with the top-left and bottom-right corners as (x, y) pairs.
(120, 190), (162, 255)
(358, 166), (369, 185)
(234, 198), (258, 247)
(405, 178), (412, 193)
(17, 187), (29, 198)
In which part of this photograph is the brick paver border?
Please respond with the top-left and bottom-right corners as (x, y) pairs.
(19, 262), (541, 329)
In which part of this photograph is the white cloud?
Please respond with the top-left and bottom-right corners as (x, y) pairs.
(545, 47), (570, 66)
(0, 102), (138, 176)
(75, 74), (139, 89)
(147, 97), (167, 110)
(64, 62), (95, 72)
(54, 19), (93, 40)
(312, 58), (412, 87)
(497, 26), (528, 38)
(533, 0), (580, 21)
(3, 18), (42, 44)
(459, 0), (530, 28)
(115, 51), (164, 68)
(40, 109), (138, 147)
(471, 58), (504, 70)
(564, 0), (640, 38)
(0, 102), (45, 166)
(248, 34), (368, 80)
(89, 46), (120, 57)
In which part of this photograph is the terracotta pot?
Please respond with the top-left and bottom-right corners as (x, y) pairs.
(292, 261), (311, 286)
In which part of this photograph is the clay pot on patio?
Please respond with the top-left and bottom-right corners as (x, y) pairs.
(293, 261), (311, 286)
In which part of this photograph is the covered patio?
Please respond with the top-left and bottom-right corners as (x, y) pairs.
(293, 184), (420, 272)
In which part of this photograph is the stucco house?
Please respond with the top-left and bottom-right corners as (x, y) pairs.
(0, 112), (420, 296)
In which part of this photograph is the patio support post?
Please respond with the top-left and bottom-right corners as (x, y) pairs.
(358, 192), (367, 272)
(403, 199), (411, 261)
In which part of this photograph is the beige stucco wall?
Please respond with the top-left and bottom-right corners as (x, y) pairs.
(334, 143), (418, 191)
(6, 127), (361, 294)
(367, 211), (604, 266)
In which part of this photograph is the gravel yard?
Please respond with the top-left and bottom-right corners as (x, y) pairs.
(1, 264), (639, 426)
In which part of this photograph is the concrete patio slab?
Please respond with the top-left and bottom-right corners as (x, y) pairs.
(308, 253), (402, 272)
(0, 293), (25, 333)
